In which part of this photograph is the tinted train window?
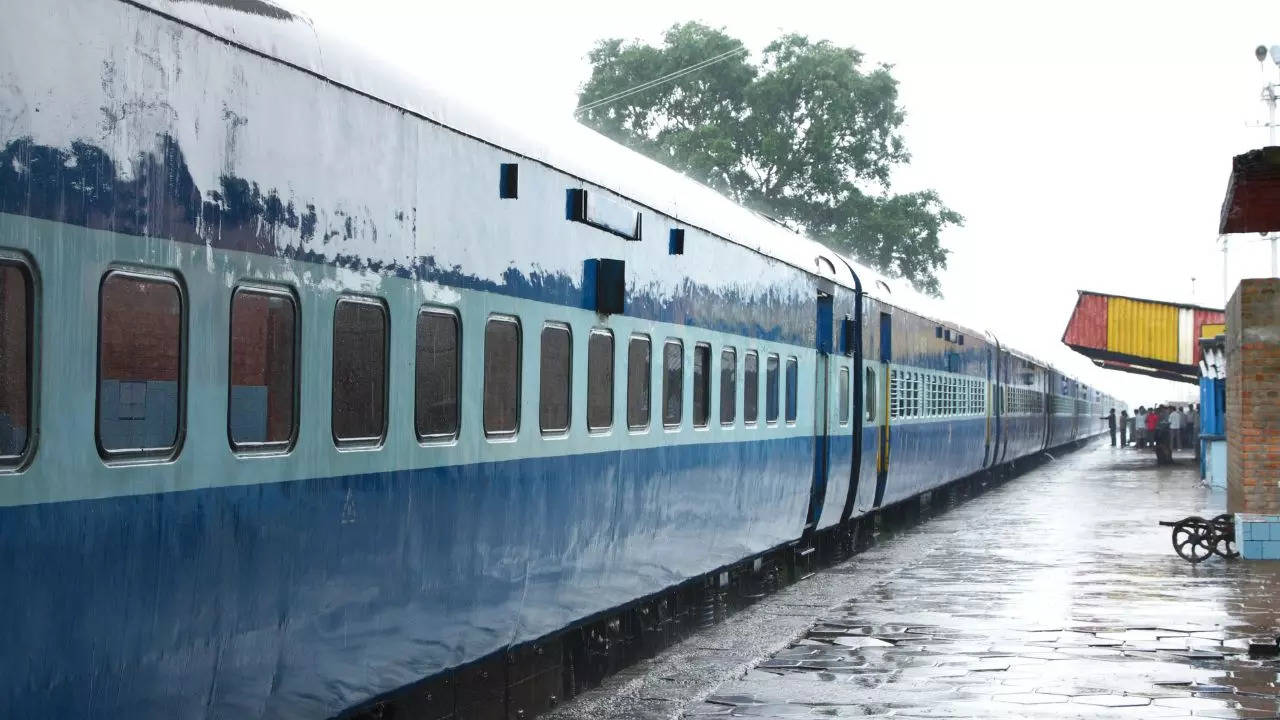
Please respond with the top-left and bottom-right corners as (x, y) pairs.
(743, 351), (758, 424)
(228, 287), (296, 451)
(332, 297), (387, 445)
(484, 316), (521, 436)
(785, 356), (798, 423)
(98, 271), (182, 457)
(662, 339), (683, 427)
(865, 367), (876, 421)
(539, 324), (571, 434)
(627, 335), (650, 430)
(838, 366), (850, 425)
(693, 343), (710, 428)
(765, 354), (780, 423)
(0, 262), (32, 462)
(416, 309), (460, 440)
(588, 330), (614, 431)
(720, 348), (736, 425)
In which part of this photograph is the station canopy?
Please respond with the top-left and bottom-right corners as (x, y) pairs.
(1220, 146), (1280, 233)
(1062, 291), (1224, 384)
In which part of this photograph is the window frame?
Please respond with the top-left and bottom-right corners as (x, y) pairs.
(627, 334), (652, 432)
(414, 305), (462, 443)
(0, 252), (37, 471)
(95, 267), (187, 463)
(331, 294), (390, 449)
(662, 338), (684, 429)
(483, 314), (523, 439)
(765, 353), (780, 425)
(227, 283), (300, 455)
(587, 327), (615, 433)
(719, 346), (737, 427)
(692, 342), (712, 429)
(865, 366), (877, 422)
(538, 321), (573, 436)
(784, 355), (798, 425)
(743, 350), (759, 426)
(837, 365), (850, 426)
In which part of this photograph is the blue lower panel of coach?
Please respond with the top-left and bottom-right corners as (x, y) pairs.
(881, 418), (987, 508)
(0, 436), (814, 720)
(815, 432), (855, 529)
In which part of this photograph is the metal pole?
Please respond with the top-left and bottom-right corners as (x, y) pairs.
(1267, 84), (1278, 277)
(1222, 235), (1230, 306)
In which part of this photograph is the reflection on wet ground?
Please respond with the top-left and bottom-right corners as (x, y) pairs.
(693, 445), (1280, 718)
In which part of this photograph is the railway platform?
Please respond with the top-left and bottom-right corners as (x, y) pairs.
(548, 441), (1280, 719)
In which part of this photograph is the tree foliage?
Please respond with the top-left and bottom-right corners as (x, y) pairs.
(578, 22), (962, 296)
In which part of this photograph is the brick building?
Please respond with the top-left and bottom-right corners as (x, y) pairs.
(1226, 278), (1280, 514)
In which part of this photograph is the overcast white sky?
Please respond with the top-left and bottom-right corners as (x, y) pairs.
(296, 0), (1280, 406)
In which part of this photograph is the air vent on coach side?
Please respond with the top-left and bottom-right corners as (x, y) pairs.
(499, 163), (518, 199)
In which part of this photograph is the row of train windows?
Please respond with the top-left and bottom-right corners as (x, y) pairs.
(0, 261), (809, 465)
(886, 369), (985, 420)
(1002, 387), (1045, 415)
(1049, 395), (1076, 416)
(526, 325), (803, 435)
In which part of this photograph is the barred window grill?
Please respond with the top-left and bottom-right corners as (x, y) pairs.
(890, 369), (900, 418)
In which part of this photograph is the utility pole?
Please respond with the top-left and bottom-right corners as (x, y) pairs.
(1255, 47), (1280, 275)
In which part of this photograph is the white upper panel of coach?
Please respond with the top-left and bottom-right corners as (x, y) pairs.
(132, 0), (859, 289)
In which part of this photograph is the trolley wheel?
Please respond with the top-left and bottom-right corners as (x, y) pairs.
(1171, 516), (1214, 564)
(1209, 513), (1240, 559)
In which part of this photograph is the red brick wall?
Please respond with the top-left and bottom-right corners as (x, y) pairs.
(1226, 278), (1280, 514)
(100, 276), (180, 382)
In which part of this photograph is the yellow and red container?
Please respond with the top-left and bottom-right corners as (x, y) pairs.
(1062, 291), (1224, 382)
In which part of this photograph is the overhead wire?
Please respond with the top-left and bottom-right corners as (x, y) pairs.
(573, 44), (748, 116)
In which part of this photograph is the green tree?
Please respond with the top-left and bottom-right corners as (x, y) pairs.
(578, 22), (962, 296)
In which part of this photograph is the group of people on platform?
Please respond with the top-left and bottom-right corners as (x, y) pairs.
(1100, 404), (1200, 452)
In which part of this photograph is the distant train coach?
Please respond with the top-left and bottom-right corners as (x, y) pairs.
(0, 1), (1116, 718)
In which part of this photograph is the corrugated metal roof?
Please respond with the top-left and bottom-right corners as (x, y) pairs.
(1220, 146), (1280, 234)
(1107, 297), (1177, 363)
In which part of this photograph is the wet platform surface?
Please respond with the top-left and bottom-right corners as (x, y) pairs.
(691, 443), (1280, 718)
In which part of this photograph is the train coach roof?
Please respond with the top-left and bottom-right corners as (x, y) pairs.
(132, 0), (858, 288)
(129, 0), (1091, 390)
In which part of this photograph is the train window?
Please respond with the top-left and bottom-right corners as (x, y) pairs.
(539, 323), (571, 435)
(766, 354), (780, 423)
(693, 343), (710, 428)
(332, 297), (388, 446)
(743, 351), (759, 424)
(662, 339), (683, 428)
(484, 316), (521, 437)
(587, 329), (614, 431)
(228, 287), (297, 452)
(838, 366), (850, 425)
(865, 367), (876, 421)
(927, 375), (937, 416)
(889, 369), (899, 419)
(627, 335), (651, 430)
(720, 347), (736, 426)
(416, 308), (461, 440)
(98, 271), (183, 458)
(785, 356), (798, 423)
(0, 261), (32, 465)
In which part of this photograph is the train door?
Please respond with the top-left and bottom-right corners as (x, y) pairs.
(1041, 371), (1053, 450)
(805, 292), (834, 530)
(983, 346), (996, 468)
(873, 311), (892, 508)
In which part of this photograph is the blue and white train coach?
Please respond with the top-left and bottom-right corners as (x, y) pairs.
(0, 1), (1115, 717)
